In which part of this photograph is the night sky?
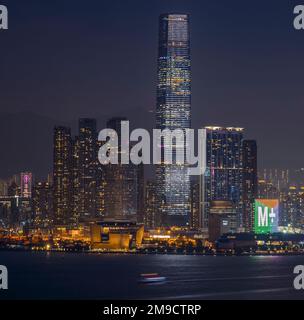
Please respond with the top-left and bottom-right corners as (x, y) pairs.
(0, 0), (304, 179)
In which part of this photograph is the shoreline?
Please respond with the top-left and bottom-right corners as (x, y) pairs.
(1, 247), (304, 257)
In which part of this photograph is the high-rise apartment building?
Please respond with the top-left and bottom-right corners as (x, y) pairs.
(53, 126), (73, 225)
(32, 181), (53, 228)
(103, 117), (144, 222)
(77, 118), (98, 218)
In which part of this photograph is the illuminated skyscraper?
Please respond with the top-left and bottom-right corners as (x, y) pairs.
(95, 138), (105, 218)
(53, 126), (72, 225)
(77, 118), (98, 218)
(155, 13), (191, 226)
(32, 181), (53, 228)
(242, 140), (258, 232)
(202, 127), (244, 231)
(71, 135), (80, 223)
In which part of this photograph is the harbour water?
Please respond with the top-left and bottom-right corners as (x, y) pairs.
(0, 251), (304, 300)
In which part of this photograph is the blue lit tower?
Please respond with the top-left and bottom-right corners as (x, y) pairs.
(155, 14), (191, 226)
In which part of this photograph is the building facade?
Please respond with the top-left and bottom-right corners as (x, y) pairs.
(32, 181), (53, 228)
(77, 118), (98, 218)
(53, 126), (73, 225)
(202, 127), (244, 231)
(242, 140), (258, 232)
(155, 13), (191, 227)
(280, 186), (304, 230)
(103, 117), (144, 222)
(208, 200), (237, 242)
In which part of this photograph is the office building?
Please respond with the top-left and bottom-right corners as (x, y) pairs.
(155, 13), (191, 226)
(242, 140), (258, 232)
(202, 127), (244, 231)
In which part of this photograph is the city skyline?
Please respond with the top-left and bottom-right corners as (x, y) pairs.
(0, 8), (303, 232)
(0, 6), (260, 233)
(1, 116), (303, 230)
(2, 1), (304, 305)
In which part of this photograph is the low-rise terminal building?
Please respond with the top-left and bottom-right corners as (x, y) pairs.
(90, 219), (144, 250)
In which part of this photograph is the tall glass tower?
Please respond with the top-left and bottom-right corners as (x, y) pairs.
(202, 127), (244, 231)
(242, 140), (258, 232)
(156, 14), (191, 226)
